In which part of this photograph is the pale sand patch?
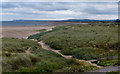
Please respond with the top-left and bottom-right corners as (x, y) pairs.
(1, 25), (55, 39)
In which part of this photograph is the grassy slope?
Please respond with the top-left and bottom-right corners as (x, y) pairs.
(2, 38), (98, 72)
(28, 23), (118, 60)
(2, 38), (41, 72)
(2, 38), (39, 53)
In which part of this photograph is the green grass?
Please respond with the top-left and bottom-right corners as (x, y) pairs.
(56, 60), (99, 72)
(3, 53), (40, 72)
(2, 38), (41, 72)
(42, 24), (118, 50)
(34, 29), (46, 32)
(17, 49), (68, 72)
(97, 59), (119, 66)
(2, 38), (39, 53)
(2, 38), (98, 72)
(33, 23), (118, 60)
(18, 48), (98, 72)
(28, 31), (52, 40)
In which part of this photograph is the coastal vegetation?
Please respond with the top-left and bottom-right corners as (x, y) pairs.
(2, 38), (98, 72)
(28, 22), (119, 61)
(2, 22), (119, 72)
(97, 59), (118, 66)
(28, 31), (52, 40)
(34, 29), (46, 32)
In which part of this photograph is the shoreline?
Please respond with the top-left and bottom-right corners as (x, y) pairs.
(2, 25), (55, 39)
(2, 24), (55, 27)
(1, 22), (88, 39)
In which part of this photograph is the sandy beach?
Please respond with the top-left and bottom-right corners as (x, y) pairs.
(1, 22), (88, 39)
(2, 25), (55, 39)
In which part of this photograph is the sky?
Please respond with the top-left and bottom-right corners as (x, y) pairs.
(1, 1), (119, 21)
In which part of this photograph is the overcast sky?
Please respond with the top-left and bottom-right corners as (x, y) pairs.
(1, 2), (118, 21)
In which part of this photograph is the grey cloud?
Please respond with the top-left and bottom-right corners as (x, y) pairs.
(2, 2), (20, 8)
(1, 2), (118, 21)
(2, 2), (117, 12)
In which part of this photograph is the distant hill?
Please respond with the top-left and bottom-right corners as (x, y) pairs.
(61, 19), (116, 22)
(13, 19), (116, 22)
(115, 19), (120, 22)
(13, 19), (56, 22)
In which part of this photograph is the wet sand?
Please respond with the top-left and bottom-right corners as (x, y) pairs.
(1, 25), (55, 39)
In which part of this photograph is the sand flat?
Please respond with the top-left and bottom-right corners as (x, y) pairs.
(1, 22), (88, 39)
(2, 25), (55, 39)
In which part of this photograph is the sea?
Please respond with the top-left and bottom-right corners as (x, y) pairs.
(1, 21), (53, 26)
